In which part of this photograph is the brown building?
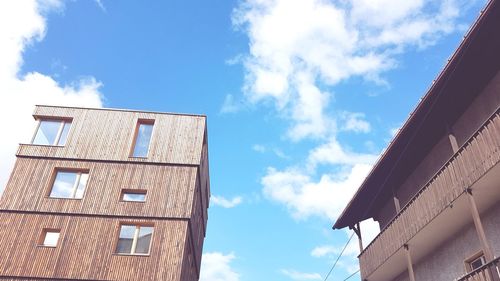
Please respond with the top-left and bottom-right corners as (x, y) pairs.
(0, 105), (210, 281)
(334, 1), (500, 281)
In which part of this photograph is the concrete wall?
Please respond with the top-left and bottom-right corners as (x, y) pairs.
(452, 71), (500, 147)
(391, 203), (500, 281)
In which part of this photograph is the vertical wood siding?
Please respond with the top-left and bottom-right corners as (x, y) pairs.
(0, 106), (211, 280)
(18, 106), (206, 165)
(360, 111), (500, 279)
(0, 158), (198, 219)
(0, 213), (189, 280)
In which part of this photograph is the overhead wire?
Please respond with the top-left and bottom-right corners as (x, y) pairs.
(323, 231), (355, 281)
(342, 269), (360, 281)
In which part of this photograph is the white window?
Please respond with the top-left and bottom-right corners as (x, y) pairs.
(465, 252), (486, 272)
(131, 120), (154, 157)
(32, 119), (72, 146)
(39, 229), (60, 247)
(49, 170), (89, 199)
(116, 224), (154, 255)
(121, 189), (147, 202)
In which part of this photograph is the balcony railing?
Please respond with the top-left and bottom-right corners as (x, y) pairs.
(359, 108), (500, 279)
(457, 257), (500, 281)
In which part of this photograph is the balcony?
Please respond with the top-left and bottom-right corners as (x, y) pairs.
(458, 257), (500, 281)
(359, 109), (500, 280)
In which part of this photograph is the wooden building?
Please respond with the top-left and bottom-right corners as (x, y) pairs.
(0, 105), (210, 281)
(334, 1), (500, 281)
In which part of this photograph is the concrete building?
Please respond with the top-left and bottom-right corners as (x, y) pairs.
(0, 105), (210, 280)
(334, 1), (500, 280)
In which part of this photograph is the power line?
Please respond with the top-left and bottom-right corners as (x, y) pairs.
(342, 269), (360, 281)
(323, 232), (355, 281)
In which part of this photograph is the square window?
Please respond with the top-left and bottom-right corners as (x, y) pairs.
(465, 251), (486, 272)
(49, 170), (89, 199)
(131, 120), (154, 158)
(39, 229), (60, 247)
(116, 224), (153, 255)
(32, 119), (72, 146)
(121, 189), (147, 202)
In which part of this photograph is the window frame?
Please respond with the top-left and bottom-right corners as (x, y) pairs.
(129, 119), (155, 158)
(464, 251), (486, 272)
(38, 228), (61, 248)
(31, 118), (73, 146)
(120, 189), (147, 203)
(114, 223), (154, 256)
(47, 168), (90, 200)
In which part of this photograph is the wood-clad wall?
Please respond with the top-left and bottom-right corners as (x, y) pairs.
(180, 233), (198, 281)
(0, 213), (189, 281)
(0, 106), (211, 280)
(22, 106), (206, 165)
(359, 111), (500, 279)
(0, 158), (198, 219)
(190, 173), (205, 272)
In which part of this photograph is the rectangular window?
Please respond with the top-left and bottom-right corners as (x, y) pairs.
(121, 189), (147, 202)
(32, 119), (72, 146)
(116, 224), (153, 255)
(465, 252), (486, 272)
(131, 120), (154, 158)
(49, 170), (89, 199)
(39, 229), (60, 247)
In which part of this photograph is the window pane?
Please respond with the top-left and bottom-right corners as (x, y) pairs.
(57, 121), (71, 146)
(132, 123), (153, 157)
(33, 120), (61, 145)
(135, 227), (153, 254)
(74, 173), (89, 199)
(116, 225), (136, 254)
(50, 172), (78, 198)
(43, 231), (60, 247)
(471, 257), (485, 270)
(122, 192), (146, 202)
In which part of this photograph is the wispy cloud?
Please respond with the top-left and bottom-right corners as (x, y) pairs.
(0, 0), (104, 194)
(233, 0), (473, 260)
(262, 164), (373, 221)
(252, 144), (291, 160)
(339, 111), (371, 133)
(94, 0), (106, 12)
(281, 269), (322, 280)
(211, 195), (243, 208)
(252, 144), (266, 153)
(200, 252), (240, 281)
(220, 94), (241, 114)
(232, 0), (469, 142)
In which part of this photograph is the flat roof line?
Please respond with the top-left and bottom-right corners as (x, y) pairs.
(35, 104), (207, 118)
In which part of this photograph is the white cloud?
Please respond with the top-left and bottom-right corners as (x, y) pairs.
(200, 252), (240, 281)
(232, 0), (471, 141)
(281, 269), (321, 280)
(211, 195), (243, 208)
(390, 126), (400, 137)
(312, 220), (380, 258)
(311, 245), (339, 258)
(253, 144), (291, 160)
(0, 0), (104, 194)
(339, 111), (371, 133)
(220, 94), (241, 114)
(307, 139), (378, 169)
(262, 164), (372, 220)
(252, 144), (266, 153)
(94, 0), (106, 12)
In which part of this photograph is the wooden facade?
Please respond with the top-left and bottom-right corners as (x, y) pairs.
(0, 105), (210, 281)
(334, 1), (500, 280)
(359, 109), (500, 279)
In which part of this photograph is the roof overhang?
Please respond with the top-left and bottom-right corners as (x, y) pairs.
(334, 0), (500, 229)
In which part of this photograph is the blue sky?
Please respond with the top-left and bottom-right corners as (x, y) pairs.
(0, 1), (487, 280)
